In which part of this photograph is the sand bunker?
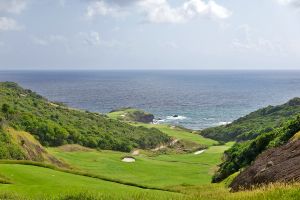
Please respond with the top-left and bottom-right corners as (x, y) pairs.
(194, 150), (206, 155)
(122, 157), (136, 163)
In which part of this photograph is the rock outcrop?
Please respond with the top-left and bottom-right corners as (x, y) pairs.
(230, 140), (300, 191)
(131, 111), (154, 123)
(109, 108), (154, 123)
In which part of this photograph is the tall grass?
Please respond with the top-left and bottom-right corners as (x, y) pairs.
(1, 183), (300, 200)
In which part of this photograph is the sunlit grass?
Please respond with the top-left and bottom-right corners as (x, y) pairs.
(49, 143), (232, 187)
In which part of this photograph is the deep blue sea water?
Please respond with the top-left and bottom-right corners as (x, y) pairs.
(1, 70), (300, 130)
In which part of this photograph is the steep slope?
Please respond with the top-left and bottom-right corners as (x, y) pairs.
(6, 127), (68, 167)
(0, 128), (25, 160)
(0, 82), (170, 152)
(201, 98), (300, 142)
(213, 116), (300, 182)
(230, 140), (300, 191)
(0, 126), (67, 167)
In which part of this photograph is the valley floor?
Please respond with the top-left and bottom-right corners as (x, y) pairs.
(0, 124), (299, 199)
(48, 143), (231, 187)
(0, 162), (299, 200)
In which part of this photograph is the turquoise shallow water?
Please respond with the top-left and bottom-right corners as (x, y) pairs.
(1, 70), (300, 130)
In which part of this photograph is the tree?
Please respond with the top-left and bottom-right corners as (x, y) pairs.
(2, 104), (10, 113)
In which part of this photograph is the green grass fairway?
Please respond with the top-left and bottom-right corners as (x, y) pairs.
(107, 109), (218, 146)
(0, 164), (179, 199)
(49, 143), (232, 188)
(132, 123), (217, 146)
(0, 163), (299, 200)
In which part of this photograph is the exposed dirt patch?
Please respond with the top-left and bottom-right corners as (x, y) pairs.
(152, 138), (207, 154)
(6, 128), (69, 168)
(58, 144), (94, 152)
(131, 150), (140, 156)
(153, 139), (179, 151)
(230, 140), (300, 191)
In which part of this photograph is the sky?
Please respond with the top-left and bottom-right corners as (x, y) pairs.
(0, 0), (300, 70)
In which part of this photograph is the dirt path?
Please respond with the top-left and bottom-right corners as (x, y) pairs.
(153, 139), (179, 151)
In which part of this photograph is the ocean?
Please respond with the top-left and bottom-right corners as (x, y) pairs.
(1, 70), (300, 130)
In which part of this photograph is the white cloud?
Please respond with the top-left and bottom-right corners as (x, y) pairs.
(58, 0), (66, 7)
(277, 0), (300, 7)
(32, 35), (67, 46)
(33, 37), (49, 46)
(79, 31), (102, 46)
(86, 1), (128, 19)
(232, 24), (285, 55)
(32, 32), (121, 50)
(86, 0), (231, 23)
(138, 0), (231, 23)
(78, 31), (121, 48)
(0, 0), (27, 32)
(112, 26), (121, 32)
(0, 0), (27, 14)
(163, 41), (179, 49)
(0, 17), (21, 31)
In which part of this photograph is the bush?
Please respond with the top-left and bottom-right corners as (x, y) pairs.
(0, 82), (170, 152)
(213, 116), (300, 182)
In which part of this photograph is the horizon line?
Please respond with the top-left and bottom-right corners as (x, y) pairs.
(1, 69), (300, 71)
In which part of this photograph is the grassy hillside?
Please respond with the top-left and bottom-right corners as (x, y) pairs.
(230, 139), (300, 191)
(5, 127), (68, 167)
(1, 81), (299, 199)
(108, 108), (218, 148)
(0, 128), (25, 160)
(134, 123), (218, 147)
(201, 98), (300, 142)
(0, 82), (170, 152)
(213, 116), (300, 182)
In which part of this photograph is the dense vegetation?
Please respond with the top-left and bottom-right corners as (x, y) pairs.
(212, 115), (300, 182)
(108, 108), (218, 148)
(201, 98), (300, 142)
(0, 128), (25, 160)
(198, 98), (300, 182)
(0, 82), (170, 152)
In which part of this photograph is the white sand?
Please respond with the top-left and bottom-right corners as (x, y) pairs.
(122, 157), (135, 163)
(194, 150), (206, 155)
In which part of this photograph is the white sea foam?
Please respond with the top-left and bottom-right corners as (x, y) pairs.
(166, 115), (187, 120)
(217, 121), (232, 126)
(152, 119), (165, 124)
(203, 118), (215, 121)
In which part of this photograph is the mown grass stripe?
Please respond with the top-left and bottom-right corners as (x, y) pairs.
(0, 160), (179, 193)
